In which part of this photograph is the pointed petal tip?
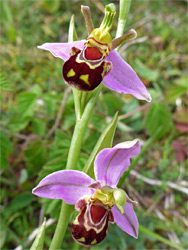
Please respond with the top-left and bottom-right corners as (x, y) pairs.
(94, 139), (141, 187)
(112, 203), (139, 239)
(32, 186), (39, 195)
(37, 45), (43, 49)
(104, 51), (152, 102)
(31, 170), (95, 204)
(36, 40), (86, 61)
(144, 93), (152, 102)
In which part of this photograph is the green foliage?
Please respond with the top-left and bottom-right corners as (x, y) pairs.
(0, 0), (187, 249)
(32, 117), (46, 137)
(40, 0), (61, 14)
(16, 92), (37, 118)
(30, 218), (46, 250)
(166, 76), (187, 102)
(84, 112), (118, 178)
(4, 193), (33, 217)
(0, 72), (12, 90)
(144, 102), (173, 140)
(133, 58), (159, 81)
(24, 140), (47, 173)
(102, 93), (124, 116)
(8, 117), (30, 133)
(0, 131), (13, 169)
(1, 0), (16, 42)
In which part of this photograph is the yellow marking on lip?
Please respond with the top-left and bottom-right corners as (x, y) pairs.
(67, 68), (76, 77)
(91, 239), (97, 245)
(77, 237), (86, 242)
(72, 217), (79, 225)
(79, 74), (90, 86)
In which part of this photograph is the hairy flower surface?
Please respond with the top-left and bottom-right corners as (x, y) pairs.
(33, 140), (140, 246)
(37, 4), (151, 102)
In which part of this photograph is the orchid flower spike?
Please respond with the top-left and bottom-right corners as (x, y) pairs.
(38, 4), (151, 102)
(33, 140), (140, 246)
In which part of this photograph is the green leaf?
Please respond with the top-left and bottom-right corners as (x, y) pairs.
(17, 92), (37, 118)
(83, 112), (118, 178)
(37, 155), (67, 182)
(139, 225), (184, 250)
(41, 0), (60, 14)
(174, 76), (187, 87)
(43, 93), (58, 115)
(49, 130), (70, 160)
(166, 85), (187, 102)
(68, 14), (78, 42)
(77, 153), (89, 171)
(24, 140), (47, 172)
(30, 85), (43, 96)
(32, 117), (46, 136)
(144, 103), (172, 140)
(37, 130), (70, 181)
(8, 116), (30, 132)
(41, 199), (61, 219)
(63, 111), (76, 131)
(90, 114), (106, 132)
(0, 131), (13, 169)
(6, 193), (33, 216)
(30, 218), (46, 250)
(0, 225), (6, 249)
(102, 93), (124, 116)
(133, 58), (159, 81)
(0, 72), (12, 90)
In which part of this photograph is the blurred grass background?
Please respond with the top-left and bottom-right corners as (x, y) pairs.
(0, 0), (187, 249)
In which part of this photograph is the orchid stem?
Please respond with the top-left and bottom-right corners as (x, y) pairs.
(49, 14), (103, 249)
(49, 2), (133, 249)
(49, 202), (74, 250)
(49, 86), (102, 250)
(115, 0), (132, 51)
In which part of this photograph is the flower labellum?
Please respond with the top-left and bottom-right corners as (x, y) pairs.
(71, 196), (114, 246)
(37, 4), (152, 102)
(32, 140), (140, 246)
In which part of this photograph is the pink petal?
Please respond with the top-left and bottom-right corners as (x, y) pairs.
(37, 40), (85, 61)
(32, 170), (95, 204)
(94, 140), (141, 187)
(112, 202), (139, 238)
(103, 51), (152, 102)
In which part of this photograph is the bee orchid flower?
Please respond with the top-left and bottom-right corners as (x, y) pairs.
(38, 4), (151, 102)
(32, 140), (140, 246)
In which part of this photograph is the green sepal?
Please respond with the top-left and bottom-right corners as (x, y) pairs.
(30, 218), (46, 250)
(112, 29), (137, 50)
(68, 15), (78, 42)
(83, 112), (119, 178)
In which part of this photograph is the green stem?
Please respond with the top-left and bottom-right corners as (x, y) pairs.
(115, 0), (132, 51)
(139, 225), (184, 250)
(49, 86), (102, 250)
(49, 202), (74, 250)
(66, 87), (102, 171)
(80, 91), (88, 117)
(72, 88), (81, 119)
